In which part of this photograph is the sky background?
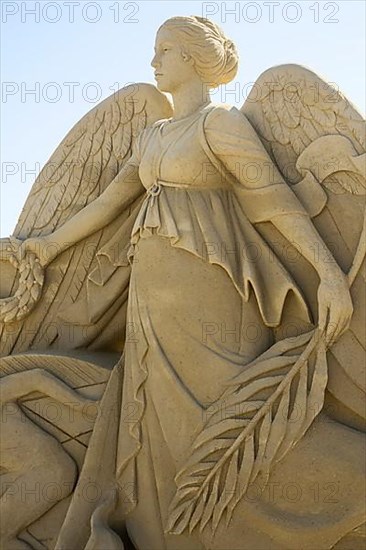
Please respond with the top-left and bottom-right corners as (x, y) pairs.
(1, 0), (365, 236)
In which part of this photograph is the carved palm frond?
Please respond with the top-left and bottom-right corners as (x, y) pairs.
(167, 330), (327, 535)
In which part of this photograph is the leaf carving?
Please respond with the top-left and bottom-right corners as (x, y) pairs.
(167, 330), (328, 536)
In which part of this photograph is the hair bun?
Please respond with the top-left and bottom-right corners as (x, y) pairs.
(161, 16), (239, 88)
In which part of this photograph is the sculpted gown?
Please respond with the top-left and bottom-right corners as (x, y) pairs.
(116, 104), (310, 549)
(57, 104), (366, 550)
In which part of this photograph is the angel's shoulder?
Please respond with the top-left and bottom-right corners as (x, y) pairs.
(134, 117), (168, 152)
(205, 103), (254, 134)
(140, 117), (169, 140)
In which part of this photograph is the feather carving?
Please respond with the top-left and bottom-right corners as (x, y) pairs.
(0, 83), (172, 355)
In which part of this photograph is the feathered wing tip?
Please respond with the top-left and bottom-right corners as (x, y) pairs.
(84, 488), (125, 550)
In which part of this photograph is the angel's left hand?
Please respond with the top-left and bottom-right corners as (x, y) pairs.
(317, 270), (353, 346)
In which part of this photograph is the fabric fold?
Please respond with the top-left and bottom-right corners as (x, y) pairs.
(128, 185), (309, 327)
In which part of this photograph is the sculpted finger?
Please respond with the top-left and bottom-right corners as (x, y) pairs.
(334, 300), (352, 341)
(329, 312), (351, 346)
(318, 304), (328, 334)
(338, 312), (352, 341)
(326, 330), (336, 347)
(325, 315), (339, 347)
(16, 243), (25, 262)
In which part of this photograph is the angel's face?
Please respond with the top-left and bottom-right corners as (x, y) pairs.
(151, 27), (198, 93)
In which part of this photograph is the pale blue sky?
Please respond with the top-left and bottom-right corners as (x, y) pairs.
(1, 0), (365, 236)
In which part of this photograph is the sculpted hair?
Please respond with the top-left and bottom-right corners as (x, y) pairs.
(159, 15), (239, 88)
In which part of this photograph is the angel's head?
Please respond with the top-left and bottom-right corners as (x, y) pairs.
(152, 16), (238, 93)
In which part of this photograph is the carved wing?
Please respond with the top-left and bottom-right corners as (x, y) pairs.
(241, 64), (365, 422)
(0, 83), (173, 356)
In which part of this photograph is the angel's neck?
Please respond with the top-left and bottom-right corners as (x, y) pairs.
(170, 83), (211, 122)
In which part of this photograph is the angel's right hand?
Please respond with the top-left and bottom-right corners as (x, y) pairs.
(17, 236), (58, 267)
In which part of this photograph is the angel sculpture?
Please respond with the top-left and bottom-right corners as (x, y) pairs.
(0, 14), (365, 550)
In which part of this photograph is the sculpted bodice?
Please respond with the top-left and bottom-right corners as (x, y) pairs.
(128, 104), (309, 328)
(137, 104), (228, 189)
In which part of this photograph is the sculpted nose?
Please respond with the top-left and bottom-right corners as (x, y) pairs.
(151, 53), (160, 69)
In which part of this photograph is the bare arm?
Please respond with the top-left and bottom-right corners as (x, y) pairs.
(46, 160), (142, 252)
(205, 108), (340, 277)
(20, 158), (143, 265)
(205, 107), (353, 344)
